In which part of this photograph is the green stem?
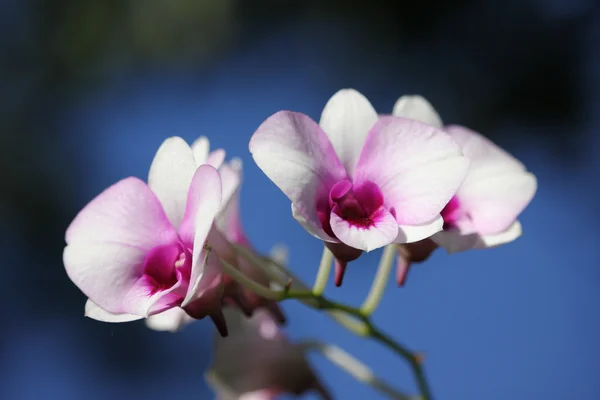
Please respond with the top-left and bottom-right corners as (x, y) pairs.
(360, 244), (396, 316)
(224, 247), (434, 400)
(300, 340), (414, 400)
(312, 247), (333, 295)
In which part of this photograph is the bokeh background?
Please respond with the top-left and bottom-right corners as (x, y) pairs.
(2, 1), (599, 399)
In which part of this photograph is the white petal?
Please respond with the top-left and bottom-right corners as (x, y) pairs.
(433, 220), (523, 253)
(475, 220), (523, 248)
(148, 137), (197, 228)
(395, 215), (444, 244)
(459, 172), (537, 235)
(85, 299), (142, 323)
(446, 125), (526, 183)
(319, 89), (379, 177)
(392, 95), (443, 128)
(145, 308), (192, 332)
(191, 136), (210, 165)
(207, 149), (226, 169)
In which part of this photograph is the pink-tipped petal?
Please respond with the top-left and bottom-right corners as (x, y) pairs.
(179, 164), (223, 246)
(292, 204), (336, 242)
(218, 162), (243, 216)
(64, 242), (148, 313)
(250, 111), (347, 236)
(319, 89), (379, 177)
(392, 95), (443, 128)
(148, 137), (198, 228)
(84, 299), (142, 323)
(65, 177), (177, 247)
(395, 215), (444, 243)
(122, 274), (187, 317)
(217, 190), (248, 246)
(207, 149), (226, 169)
(330, 207), (398, 252)
(445, 125), (526, 182)
(355, 118), (469, 225)
(191, 136), (210, 165)
(459, 172), (537, 235)
(183, 245), (224, 308)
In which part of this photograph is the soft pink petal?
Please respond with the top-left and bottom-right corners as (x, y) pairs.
(148, 137), (197, 228)
(446, 125), (526, 183)
(319, 89), (379, 177)
(191, 136), (210, 164)
(355, 117), (469, 224)
(122, 273), (187, 316)
(292, 204), (336, 242)
(395, 215), (444, 243)
(84, 299), (142, 323)
(433, 221), (522, 253)
(64, 242), (147, 313)
(459, 172), (537, 235)
(250, 111), (347, 232)
(65, 177), (177, 247)
(145, 307), (193, 332)
(182, 250), (224, 312)
(330, 207), (398, 252)
(392, 95), (443, 128)
(217, 189), (248, 246)
(179, 165), (223, 245)
(207, 149), (226, 169)
(179, 165), (223, 305)
(218, 161), (242, 214)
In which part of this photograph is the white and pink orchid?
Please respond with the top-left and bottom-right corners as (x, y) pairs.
(141, 137), (284, 333)
(250, 89), (469, 285)
(433, 125), (538, 253)
(391, 95), (538, 284)
(63, 136), (228, 334)
(207, 308), (330, 400)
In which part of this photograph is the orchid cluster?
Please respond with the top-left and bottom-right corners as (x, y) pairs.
(63, 89), (537, 400)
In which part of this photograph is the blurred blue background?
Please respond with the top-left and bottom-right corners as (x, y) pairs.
(1, 0), (599, 399)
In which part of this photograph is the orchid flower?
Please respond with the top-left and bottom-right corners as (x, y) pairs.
(433, 125), (538, 253)
(391, 95), (537, 283)
(250, 89), (469, 285)
(63, 136), (228, 334)
(144, 137), (283, 333)
(206, 308), (330, 400)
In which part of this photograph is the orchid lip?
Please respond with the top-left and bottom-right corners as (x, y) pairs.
(324, 179), (386, 232)
(143, 242), (191, 295)
(441, 196), (468, 230)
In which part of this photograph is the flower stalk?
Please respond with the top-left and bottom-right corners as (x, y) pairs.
(223, 247), (434, 400)
(300, 340), (415, 400)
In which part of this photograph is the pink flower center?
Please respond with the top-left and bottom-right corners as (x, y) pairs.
(440, 196), (464, 230)
(143, 242), (192, 295)
(318, 179), (385, 237)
